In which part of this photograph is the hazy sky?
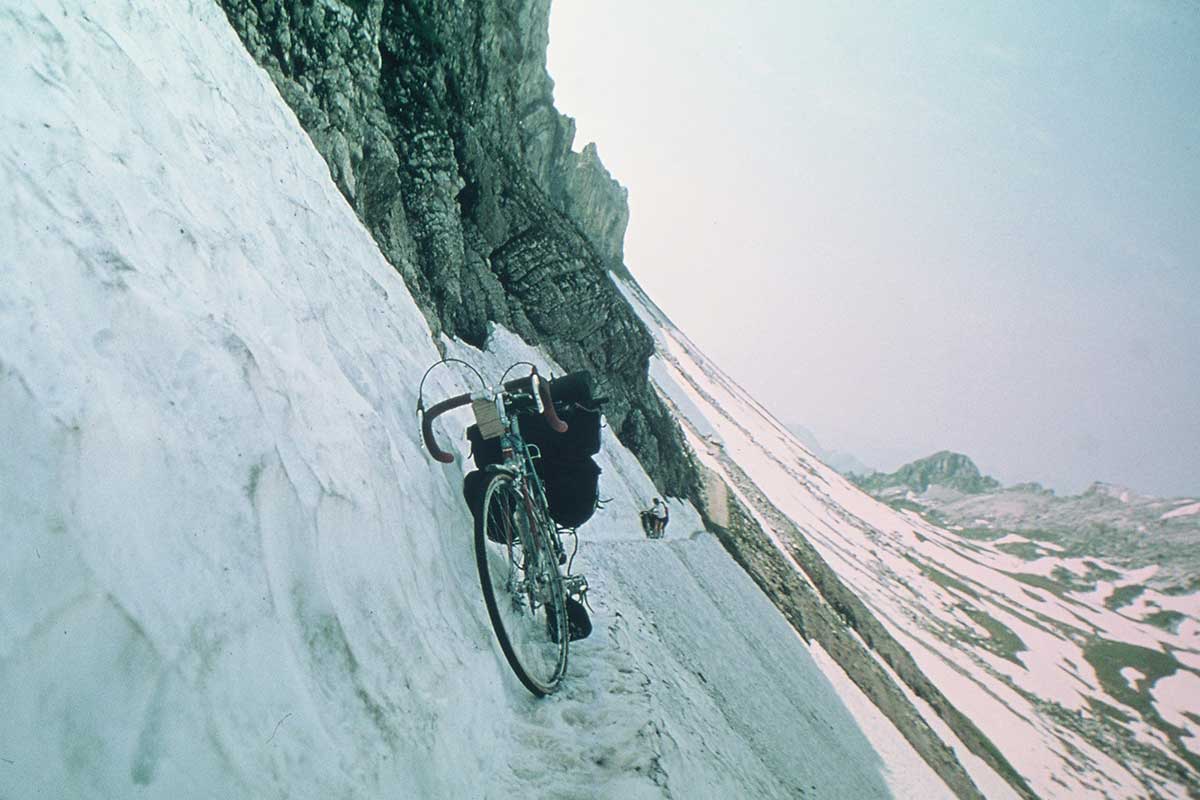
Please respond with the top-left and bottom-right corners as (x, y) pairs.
(547, 1), (1199, 497)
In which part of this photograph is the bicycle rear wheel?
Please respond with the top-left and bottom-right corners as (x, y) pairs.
(475, 473), (568, 696)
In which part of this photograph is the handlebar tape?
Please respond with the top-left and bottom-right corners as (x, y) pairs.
(421, 392), (471, 463)
(501, 375), (568, 433)
(421, 375), (568, 464)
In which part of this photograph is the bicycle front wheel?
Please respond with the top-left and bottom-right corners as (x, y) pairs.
(475, 473), (568, 696)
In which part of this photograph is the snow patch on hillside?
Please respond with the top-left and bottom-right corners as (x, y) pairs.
(1162, 502), (1200, 520)
(615, 277), (1200, 799)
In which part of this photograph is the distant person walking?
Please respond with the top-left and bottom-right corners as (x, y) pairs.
(644, 497), (668, 538)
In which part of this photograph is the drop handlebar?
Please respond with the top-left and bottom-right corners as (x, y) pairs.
(421, 373), (567, 464)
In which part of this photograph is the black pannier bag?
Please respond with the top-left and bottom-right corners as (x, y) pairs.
(462, 371), (603, 530)
(539, 457), (601, 528)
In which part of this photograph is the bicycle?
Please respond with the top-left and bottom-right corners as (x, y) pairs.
(640, 509), (667, 539)
(418, 361), (591, 696)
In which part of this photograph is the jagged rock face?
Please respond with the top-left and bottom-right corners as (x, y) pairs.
(217, 0), (696, 498)
(855, 450), (1001, 495)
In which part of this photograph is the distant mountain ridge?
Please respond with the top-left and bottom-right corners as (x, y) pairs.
(852, 450), (1001, 495)
(784, 424), (874, 477)
(852, 451), (1200, 593)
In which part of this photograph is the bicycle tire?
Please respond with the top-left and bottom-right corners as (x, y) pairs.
(475, 473), (568, 696)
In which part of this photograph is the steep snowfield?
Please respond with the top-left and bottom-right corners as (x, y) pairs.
(616, 281), (1200, 799)
(0, 2), (953, 797)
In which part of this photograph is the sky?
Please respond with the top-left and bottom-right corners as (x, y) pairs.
(547, 0), (1200, 497)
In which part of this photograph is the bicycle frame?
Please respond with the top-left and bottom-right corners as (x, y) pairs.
(490, 399), (559, 597)
(419, 361), (586, 695)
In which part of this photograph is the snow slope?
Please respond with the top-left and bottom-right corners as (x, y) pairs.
(617, 280), (1200, 798)
(0, 2), (951, 797)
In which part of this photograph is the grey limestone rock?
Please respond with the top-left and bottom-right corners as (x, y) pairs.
(217, 0), (699, 499)
(855, 450), (1001, 495)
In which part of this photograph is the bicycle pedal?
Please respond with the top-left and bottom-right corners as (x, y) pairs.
(548, 594), (593, 643)
(561, 574), (589, 598)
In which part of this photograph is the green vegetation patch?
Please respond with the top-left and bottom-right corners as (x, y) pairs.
(1143, 610), (1186, 633)
(1081, 639), (1200, 789)
(1021, 588), (1046, 603)
(1050, 565), (1099, 593)
(1105, 584), (1146, 611)
(1085, 695), (1134, 725)
(1163, 576), (1200, 596)
(995, 540), (1046, 560)
(1004, 572), (1105, 627)
(1050, 697), (1200, 795)
(1083, 561), (1122, 582)
(1082, 638), (1180, 726)
(906, 555), (981, 599)
(1010, 571), (1065, 595)
(882, 497), (928, 515)
(954, 526), (1004, 542)
(962, 606), (1027, 664)
(1019, 527), (1066, 545)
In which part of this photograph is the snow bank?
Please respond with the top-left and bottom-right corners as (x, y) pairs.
(0, 2), (909, 797)
(1, 2), (495, 795)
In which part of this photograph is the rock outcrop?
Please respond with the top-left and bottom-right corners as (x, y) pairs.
(853, 450), (1001, 495)
(216, 0), (697, 498)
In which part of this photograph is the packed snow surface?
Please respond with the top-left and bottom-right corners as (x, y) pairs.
(0, 2), (949, 797)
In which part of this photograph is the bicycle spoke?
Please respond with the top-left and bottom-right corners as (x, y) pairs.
(476, 475), (567, 695)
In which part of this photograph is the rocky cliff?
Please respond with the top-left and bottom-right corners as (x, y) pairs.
(853, 450), (1001, 495)
(216, 0), (696, 498)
